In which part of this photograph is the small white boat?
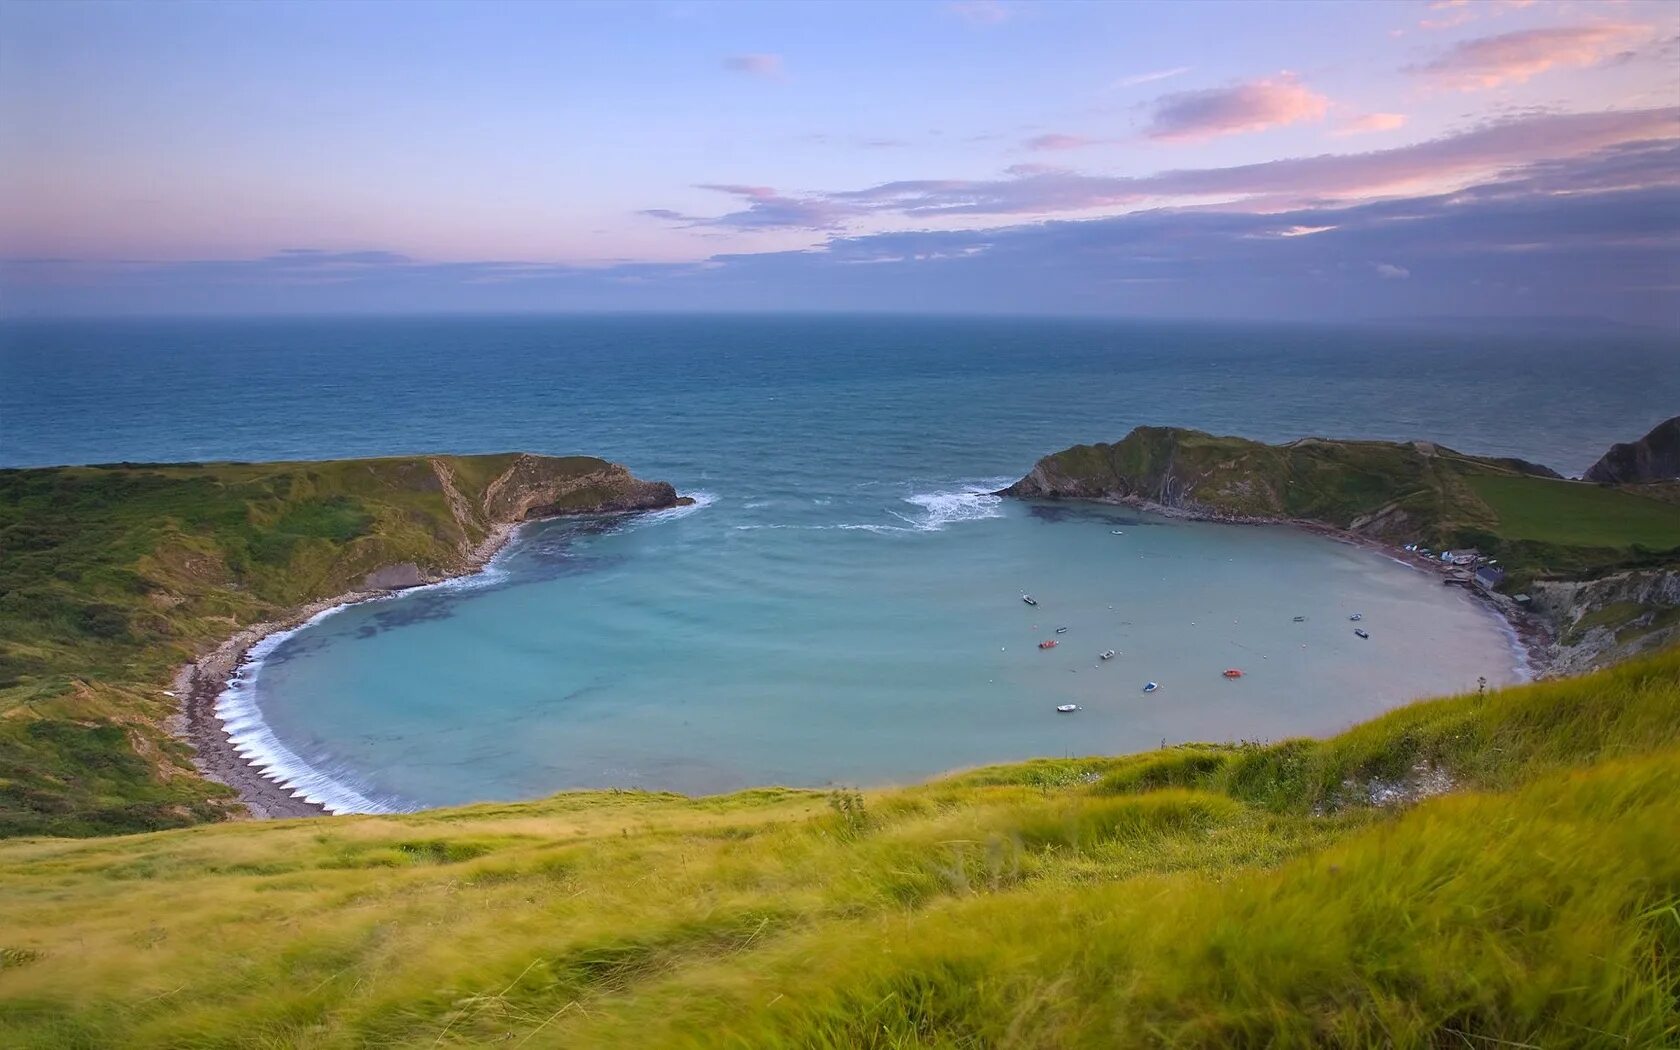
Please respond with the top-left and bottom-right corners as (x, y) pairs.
(1055, 625), (1068, 634)
(1099, 649), (1116, 660)
(1143, 681), (1159, 693)
(1111, 530), (1124, 535)
(1349, 613), (1363, 622)
(1021, 594), (1038, 606)
(1354, 628), (1370, 639)
(1056, 704), (1080, 713)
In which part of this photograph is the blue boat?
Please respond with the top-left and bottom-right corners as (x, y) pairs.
(1143, 681), (1159, 693)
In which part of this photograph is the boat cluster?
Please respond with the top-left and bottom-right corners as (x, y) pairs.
(1022, 593), (1375, 714)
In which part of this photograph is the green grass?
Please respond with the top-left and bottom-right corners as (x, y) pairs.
(0, 453), (637, 838)
(1465, 473), (1680, 549)
(0, 647), (1676, 1048)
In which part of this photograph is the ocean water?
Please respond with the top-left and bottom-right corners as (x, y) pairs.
(4, 315), (1675, 812)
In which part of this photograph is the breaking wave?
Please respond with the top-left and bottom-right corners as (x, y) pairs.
(215, 606), (414, 816)
(891, 478), (1012, 531)
(733, 478), (1011, 534)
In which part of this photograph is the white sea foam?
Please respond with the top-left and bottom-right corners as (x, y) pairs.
(893, 478), (1013, 531)
(215, 606), (413, 815)
(618, 489), (718, 533)
(734, 479), (1011, 534)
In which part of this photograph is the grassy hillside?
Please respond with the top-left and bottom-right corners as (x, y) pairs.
(1, 647), (1676, 1048)
(1005, 426), (1680, 587)
(1463, 473), (1680, 548)
(0, 454), (675, 838)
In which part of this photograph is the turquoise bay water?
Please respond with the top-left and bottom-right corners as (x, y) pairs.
(4, 316), (1675, 811)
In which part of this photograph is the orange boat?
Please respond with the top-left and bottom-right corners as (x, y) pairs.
(1223, 668), (1244, 678)
(1039, 640), (1058, 650)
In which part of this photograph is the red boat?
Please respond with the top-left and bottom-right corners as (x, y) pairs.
(1039, 640), (1058, 650)
(1223, 668), (1244, 679)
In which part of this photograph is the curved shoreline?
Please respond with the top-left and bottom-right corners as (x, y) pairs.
(177, 492), (1545, 822)
(174, 521), (523, 820)
(1018, 493), (1554, 677)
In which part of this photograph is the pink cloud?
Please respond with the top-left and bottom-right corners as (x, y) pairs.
(1335, 112), (1409, 137)
(819, 106), (1677, 220)
(723, 54), (784, 78)
(1146, 74), (1331, 142)
(1025, 133), (1096, 151)
(1414, 24), (1649, 91)
(947, 1), (1010, 25)
(1420, 11), (1475, 32)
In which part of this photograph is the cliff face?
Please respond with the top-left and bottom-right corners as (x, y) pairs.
(1583, 416), (1680, 484)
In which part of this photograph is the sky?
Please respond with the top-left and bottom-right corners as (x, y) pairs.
(1, 0), (1677, 324)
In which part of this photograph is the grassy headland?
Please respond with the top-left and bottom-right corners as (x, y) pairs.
(1003, 426), (1680, 585)
(0, 454), (680, 838)
(1, 646), (1676, 1047)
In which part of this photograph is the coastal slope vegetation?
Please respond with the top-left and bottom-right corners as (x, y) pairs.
(0, 646), (1676, 1047)
(0, 454), (680, 838)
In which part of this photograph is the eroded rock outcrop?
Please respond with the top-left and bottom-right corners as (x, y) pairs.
(480, 454), (683, 523)
(1532, 569), (1680, 675)
(1583, 416), (1680, 484)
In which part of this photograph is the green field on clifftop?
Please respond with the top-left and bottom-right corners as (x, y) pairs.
(1, 647), (1676, 1048)
(1463, 473), (1680, 549)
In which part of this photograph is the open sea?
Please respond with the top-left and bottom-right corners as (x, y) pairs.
(4, 315), (1676, 812)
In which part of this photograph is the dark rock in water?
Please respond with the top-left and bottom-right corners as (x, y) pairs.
(1583, 416), (1680, 484)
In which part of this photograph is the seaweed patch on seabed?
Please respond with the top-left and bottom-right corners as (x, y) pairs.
(261, 629), (335, 667)
(1026, 503), (1150, 527)
(353, 593), (464, 636)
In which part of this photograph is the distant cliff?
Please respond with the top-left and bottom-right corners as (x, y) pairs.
(0, 452), (683, 837)
(1584, 416), (1680, 484)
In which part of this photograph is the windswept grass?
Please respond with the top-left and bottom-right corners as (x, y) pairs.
(1, 647), (1676, 1048)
